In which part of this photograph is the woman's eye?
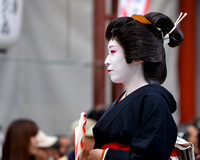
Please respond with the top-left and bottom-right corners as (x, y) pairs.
(110, 50), (116, 54)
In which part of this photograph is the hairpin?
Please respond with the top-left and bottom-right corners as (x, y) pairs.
(164, 12), (187, 44)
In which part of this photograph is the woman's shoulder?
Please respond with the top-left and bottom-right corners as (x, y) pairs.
(128, 84), (171, 99)
(130, 84), (177, 113)
(135, 84), (173, 98)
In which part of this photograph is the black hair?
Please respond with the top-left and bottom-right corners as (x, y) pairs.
(86, 108), (106, 121)
(105, 12), (184, 84)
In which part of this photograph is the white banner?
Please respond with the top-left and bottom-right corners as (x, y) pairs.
(118, 0), (150, 17)
(0, 0), (23, 49)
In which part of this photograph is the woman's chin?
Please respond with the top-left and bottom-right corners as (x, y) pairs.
(29, 147), (38, 156)
(110, 79), (122, 84)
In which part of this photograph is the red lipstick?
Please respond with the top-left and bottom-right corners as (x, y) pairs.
(107, 70), (111, 74)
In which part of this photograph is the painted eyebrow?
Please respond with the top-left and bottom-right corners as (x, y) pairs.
(108, 45), (117, 49)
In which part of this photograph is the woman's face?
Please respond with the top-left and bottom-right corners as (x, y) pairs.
(29, 135), (38, 155)
(105, 39), (135, 84)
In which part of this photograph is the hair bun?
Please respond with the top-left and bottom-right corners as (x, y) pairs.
(145, 12), (185, 48)
(168, 29), (184, 47)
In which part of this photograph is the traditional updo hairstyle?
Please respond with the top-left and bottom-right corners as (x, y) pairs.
(105, 12), (184, 84)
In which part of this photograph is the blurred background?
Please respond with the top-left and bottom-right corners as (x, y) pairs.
(0, 0), (198, 138)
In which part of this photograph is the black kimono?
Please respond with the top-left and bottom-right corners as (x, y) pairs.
(93, 84), (177, 160)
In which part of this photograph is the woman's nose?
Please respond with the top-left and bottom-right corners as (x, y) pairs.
(104, 55), (110, 66)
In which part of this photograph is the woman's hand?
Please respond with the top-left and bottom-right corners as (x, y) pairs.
(88, 149), (103, 160)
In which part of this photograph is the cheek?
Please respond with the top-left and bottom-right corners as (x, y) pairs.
(115, 61), (130, 74)
(113, 65), (133, 82)
(29, 145), (38, 155)
(29, 137), (38, 153)
(31, 137), (38, 146)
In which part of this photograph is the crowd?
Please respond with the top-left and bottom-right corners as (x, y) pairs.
(0, 107), (106, 160)
(1, 113), (200, 160)
(1, 109), (200, 160)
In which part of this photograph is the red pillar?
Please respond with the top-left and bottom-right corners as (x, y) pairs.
(93, 0), (106, 106)
(179, 0), (196, 123)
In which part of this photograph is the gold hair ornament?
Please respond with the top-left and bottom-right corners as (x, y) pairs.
(131, 14), (151, 24)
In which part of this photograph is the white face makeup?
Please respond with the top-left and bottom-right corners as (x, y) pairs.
(105, 39), (136, 84)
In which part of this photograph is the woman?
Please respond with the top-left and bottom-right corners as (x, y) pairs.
(2, 119), (39, 160)
(88, 12), (186, 160)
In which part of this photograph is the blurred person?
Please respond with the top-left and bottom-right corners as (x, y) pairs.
(36, 130), (58, 160)
(49, 140), (67, 160)
(50, 141), (61, 160)
(68, 118), (97, 160)
(178, 122), (200, 158)
(52, 135), (71, 158)
(187, 124), (200, 156)
(47, 135), (71, 160)
(59, 136), (71, 155)
(2, 119), (39, 160)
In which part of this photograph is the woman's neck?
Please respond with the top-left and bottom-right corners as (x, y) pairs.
(123, 60), (148, 95)
(124, 74), (148, 96)
(125, 81), (148, 96)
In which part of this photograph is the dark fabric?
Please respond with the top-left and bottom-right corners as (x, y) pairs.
(68, 151), (75, 160)
(93, 84), (177, 160)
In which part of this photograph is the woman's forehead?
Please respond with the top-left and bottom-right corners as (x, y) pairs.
(108, 39), (120, 48)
